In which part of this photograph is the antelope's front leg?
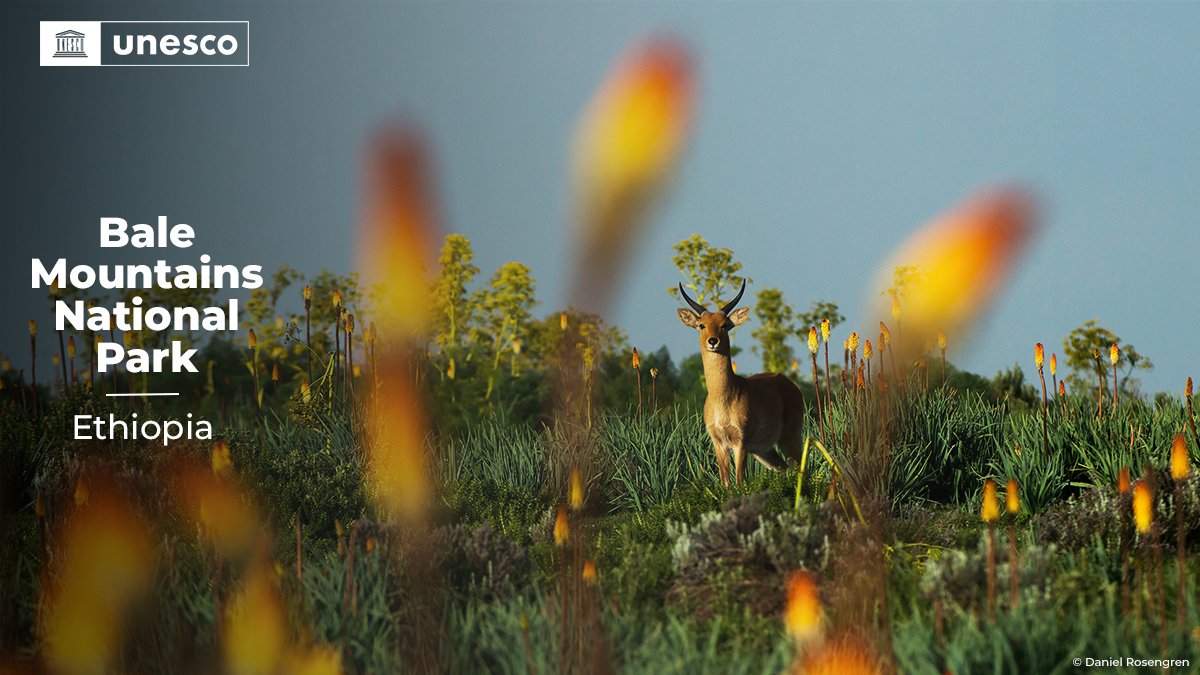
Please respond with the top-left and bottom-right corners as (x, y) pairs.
(724, 426), (746, 485)
(708, 426), (731, 487)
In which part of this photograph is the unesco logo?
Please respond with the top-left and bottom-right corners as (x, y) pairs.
(53, 29), (87, 58)
(41, 21), (249, 67)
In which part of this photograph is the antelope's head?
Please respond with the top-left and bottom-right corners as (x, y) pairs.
(676, 280), (749, 356)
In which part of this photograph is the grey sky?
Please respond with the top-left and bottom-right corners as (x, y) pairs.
(3, 2), (1197, 395)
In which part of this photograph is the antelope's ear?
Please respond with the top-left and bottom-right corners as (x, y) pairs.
(728, 307), (751, 326)
(677, 308), (701, 328)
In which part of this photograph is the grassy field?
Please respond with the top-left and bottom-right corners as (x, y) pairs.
(1, 377), (1198, 674)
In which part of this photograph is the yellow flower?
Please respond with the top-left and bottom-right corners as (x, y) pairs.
(224, 561), (286, 675)
(784, 570), (822, 643)
(808, 327), (819, 355)
(982, 479), (999, 522)
(333, 291), (342, 309)
(1133, 481), (1152, 534)
(1109, 343), (1119, 365)
(303, 285), (312, 301)
(554, 506), (570, 546)
(1006, 479), (1019, 514)
(869, 187), (1036, 347)
(29, 320), (37, 337)
(650, 367), (659, 379)
(879, 322), (891, 345)
(582, 560), (597, 585)
(821, 318), (831, 344)
(212, 441), (233, 479)
(272, 364), (279, 382)
(863, 340), (872, 360)
(561, 313), (569, 331)
(937, 330), (946, 352)
(1035, 343), (1044, 370)
(632, 347), (641, 369)
(848, 332), (859, 354)
(301, 380), (311, 404)
(570, 468), (584, 511)
(75, 476), (90, 506)
(1050, 353), (1057, 376)
(248, 329), (258, 351)
(366, 537), (376, 552)
(1171, 434), (1190, 481)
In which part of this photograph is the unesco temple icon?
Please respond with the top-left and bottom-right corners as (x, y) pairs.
(54, 30), (86, 58)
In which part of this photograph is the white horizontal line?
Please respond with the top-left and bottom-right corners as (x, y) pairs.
(106, 393), (179, 397)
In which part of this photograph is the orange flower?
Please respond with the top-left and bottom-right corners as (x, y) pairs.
(357, 130), (440, 337)
(1118, 467), (1131, 495)
(212, 440), (233, 479)
(554, 506), (570, 546)
(808, 327), (819, 355)
(1133, 481), (1152, 534)
(982, 479), (999, 522)
(798, 639), (880, 675)
(75, 475), (90, 506)
(784, 570), (823, 643)
(1035, 343), (1044, 370)
(1171, 434), (1190, 481)
(870, 187), (1036, 346)
(582, 560), (597, 585)
(571, 37), (695, 312)
(1050, 353), (1057, 376)
(1006, 479), (1019, 514)
(632, 347), (641, 369)
(570, 468), (585, 511)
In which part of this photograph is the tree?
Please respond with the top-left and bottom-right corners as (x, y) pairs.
(1062, 319), (1153, 398)
(471, 262), (538, 396)
(751, 287), (796, 373)
(667, 234), (750, 308)
(796, 300), (845, 334)
(429, 234), (480, 350)
(881, 264), (925, 300)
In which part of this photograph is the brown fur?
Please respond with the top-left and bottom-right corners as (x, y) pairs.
(678, 306), (806, 486)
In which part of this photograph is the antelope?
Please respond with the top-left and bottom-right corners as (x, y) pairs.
(677, 280), (806, 486)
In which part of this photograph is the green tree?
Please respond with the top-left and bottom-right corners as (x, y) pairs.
(881, 264), (925, 299)
(751, 287), (796, 373)
(471, 262), (538, 397)
(667, 234), (751, 308)
(796, 300), (845, 334)
(1061, 319), (1153, 398)
(429, 234), (480, 350)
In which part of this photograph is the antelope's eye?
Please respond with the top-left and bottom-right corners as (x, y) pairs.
(698, 324), (705, 330)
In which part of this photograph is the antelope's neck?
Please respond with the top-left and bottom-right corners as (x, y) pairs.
(701, 350), (739, 400)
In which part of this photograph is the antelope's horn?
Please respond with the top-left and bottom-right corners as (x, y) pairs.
(718, 279), (746, 316)
(678, 283), (708, 316)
